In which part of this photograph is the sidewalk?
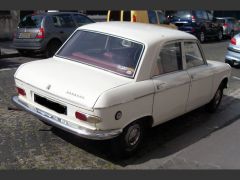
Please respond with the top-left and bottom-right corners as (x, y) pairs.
(0, 40), (19, 56)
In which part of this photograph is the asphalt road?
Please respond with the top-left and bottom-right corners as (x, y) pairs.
(0, 39), (240, 169)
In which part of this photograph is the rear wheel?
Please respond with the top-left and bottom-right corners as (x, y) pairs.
(45, 40), (62, 58)
(206, 86), (224, 113)
(111, 121), (145, 158)
(217, 30), (223, 41)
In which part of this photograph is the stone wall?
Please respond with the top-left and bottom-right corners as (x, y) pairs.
(0, 10), (20, 40)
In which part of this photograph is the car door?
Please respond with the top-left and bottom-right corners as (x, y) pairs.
(152, 41), (191, 125)
(51, 14), (76, 42)
(184, 41), (213, 112)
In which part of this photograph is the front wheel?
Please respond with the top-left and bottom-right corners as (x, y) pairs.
(111, 121), (145, 158)
(206, 86), (223, 113)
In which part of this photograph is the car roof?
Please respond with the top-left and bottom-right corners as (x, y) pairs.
(32, 11), (89, 17)
(78, 22), (196, 45)
(216, 17), (235, 19)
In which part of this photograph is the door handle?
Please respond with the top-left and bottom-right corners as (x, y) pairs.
(156, 82), (166, 90)
(59, 31), (64, 34)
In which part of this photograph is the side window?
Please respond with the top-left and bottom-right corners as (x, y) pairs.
(52, 14), (75, 28)
(73, 14), (93, 26)
(153, 42), (182, 76)
(148, 10), (158, 24)
(184, 42), (205, 69)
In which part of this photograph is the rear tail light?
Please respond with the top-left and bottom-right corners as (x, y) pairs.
(191, 28), (195, 33)
(230, 37), (236, 45)
(36, 27), (45, 39)
(75, 111), (101, 123)
(16, 87), (26, 96)
(224, 23), (229, 27)
(75, 111), (87, 121)
(132, 15), (137, 22)
(191, 15), (196, 22)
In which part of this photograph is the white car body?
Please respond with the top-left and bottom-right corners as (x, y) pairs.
(12, 22), (231, 140)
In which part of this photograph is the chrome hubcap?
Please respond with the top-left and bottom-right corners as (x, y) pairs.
(125, 124), (141, 147)
(215, 89), (221, 106)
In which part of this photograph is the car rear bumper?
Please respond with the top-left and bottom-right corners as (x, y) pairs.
(225, 47), (240, 64)
(12, 39), (45, 51)
(12, 96), (122, 140)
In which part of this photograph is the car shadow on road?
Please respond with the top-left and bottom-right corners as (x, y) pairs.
(51, 95), (240, 168)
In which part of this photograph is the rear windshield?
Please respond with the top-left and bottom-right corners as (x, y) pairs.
(172, 10), (192, 19)
(19, 15), (43, 28)
(57, 30), (144, 78)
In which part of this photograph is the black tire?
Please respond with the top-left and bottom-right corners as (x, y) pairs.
(111, 121), (145, 158)
(225, 60), (234, 67)
(217, 30), (223, 41)
(199, 31), (205, 43)
(45, 40), (62, 58)
(206, 86), (224, 113)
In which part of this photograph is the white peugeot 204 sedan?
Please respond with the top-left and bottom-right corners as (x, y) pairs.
(12, 22), (231, 156)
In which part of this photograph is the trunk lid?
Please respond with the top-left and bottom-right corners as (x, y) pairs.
(15, 57), (133, 109)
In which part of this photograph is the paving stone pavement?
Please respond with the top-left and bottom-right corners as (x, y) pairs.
(0, 40), (240, 169)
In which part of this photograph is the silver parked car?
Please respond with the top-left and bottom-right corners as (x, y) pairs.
(12, 12), (95, 57)
(216, 17), (237, 38)
(225, 33), (240, 66)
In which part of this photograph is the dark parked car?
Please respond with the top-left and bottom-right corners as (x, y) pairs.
(13, 12), (95, 57)
(168, 10), (223, 43)
(216, 17), (237, 38)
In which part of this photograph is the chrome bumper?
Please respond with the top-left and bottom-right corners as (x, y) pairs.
(12, 96), (122, 140)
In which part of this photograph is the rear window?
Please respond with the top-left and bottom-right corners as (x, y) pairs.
(57, 30), (144, 78)
(172, 10), (192, 19)
(19, 15), (43, 28)
(109, 11), (121, 21)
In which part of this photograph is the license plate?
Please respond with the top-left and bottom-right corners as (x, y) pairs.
(19, 32), (31, 39)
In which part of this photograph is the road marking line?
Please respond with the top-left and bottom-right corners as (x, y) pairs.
(0, 67), (18, 72)
(232, 76), (240, 81)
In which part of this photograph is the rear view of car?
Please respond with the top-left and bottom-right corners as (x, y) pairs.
(13, 14), (46, 55)
(216, 17), (236, 38)
(13, 12), (95, 57)
(225, 33), (240, 66)
(169, 10), (223, 43)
